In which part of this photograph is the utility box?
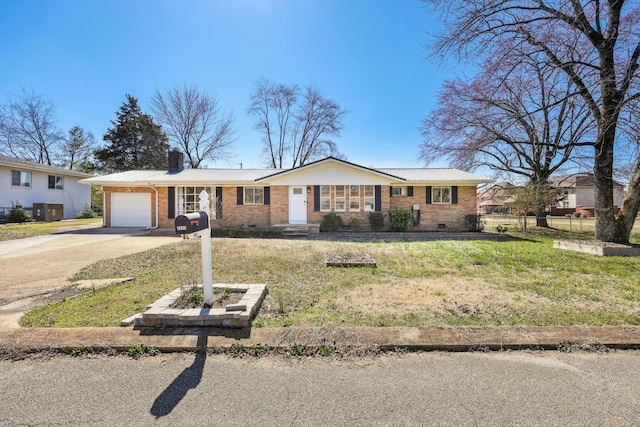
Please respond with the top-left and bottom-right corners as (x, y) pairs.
(33, 203), (64, 221)
(175, 212), (209, 234)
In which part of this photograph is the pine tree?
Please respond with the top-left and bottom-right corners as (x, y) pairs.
(96, 94), (169, 172)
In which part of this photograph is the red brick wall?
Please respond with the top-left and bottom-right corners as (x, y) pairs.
(215, 187), (270, 228)
(107, 184), (478, 231)
(388, 185), (477, 231)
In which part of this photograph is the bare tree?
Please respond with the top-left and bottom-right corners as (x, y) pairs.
(58, 125), (97, 172)
(420, 53), (595, 226)
(248, 78), (346, 168)
(0, 88), (63, 165)
(151, 84), (236, 168)
(424, 0), (640, 243)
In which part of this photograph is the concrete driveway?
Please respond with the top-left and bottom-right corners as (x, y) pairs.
(0, 227), (180, 328)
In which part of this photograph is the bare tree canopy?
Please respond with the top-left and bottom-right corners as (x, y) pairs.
(151, 84), (236, 168)
(421, 54), (596, 226)
(0, 88), (63, 165)
(247, 78), (347, 168)
(58, 125), (97, 172)
(424, 0), (640, 243)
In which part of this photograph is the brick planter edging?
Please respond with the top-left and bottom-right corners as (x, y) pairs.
(130, 284), (267, 328)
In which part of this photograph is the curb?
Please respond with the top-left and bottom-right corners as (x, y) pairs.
(1, 325), (640, 353)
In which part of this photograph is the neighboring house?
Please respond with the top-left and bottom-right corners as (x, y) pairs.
(550, 173), (625, 216)
(0, 155), (93, 220)
(80, 155), (493, 231)
(477, 182), (517, 214)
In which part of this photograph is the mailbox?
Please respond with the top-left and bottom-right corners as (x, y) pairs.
(175, 212), (209, 234)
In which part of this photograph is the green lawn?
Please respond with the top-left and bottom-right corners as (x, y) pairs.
(20, 228), (640, 328)
(0, 218), (103, 241)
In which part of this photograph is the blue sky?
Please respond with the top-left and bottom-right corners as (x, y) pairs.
(0, 0), (456, 169)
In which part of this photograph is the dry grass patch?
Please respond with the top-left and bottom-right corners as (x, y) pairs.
(20, 232), (640, 328)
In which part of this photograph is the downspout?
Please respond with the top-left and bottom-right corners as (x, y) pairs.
(101, 186), (106, 227)
(147, 184), (159, 230)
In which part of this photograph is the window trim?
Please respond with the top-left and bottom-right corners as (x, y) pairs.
(11, 170), (31, 188)
(432, 186), (452, 204)
(391, 186), (407, 197)
(319, 185), (331, 212)
(244, 186), (265, 205)
(349, 185), (360, 211)
(176, 186), (216, 216)
(364, 185), (375, 212)
(334, 185), (346, 212)
(48, 175), (64, 190)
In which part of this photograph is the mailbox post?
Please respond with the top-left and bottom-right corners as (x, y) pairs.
(199, 190), (214, 307)
(174, 191), (214, 307)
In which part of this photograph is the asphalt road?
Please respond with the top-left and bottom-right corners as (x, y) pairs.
(1, 350), (639, 426)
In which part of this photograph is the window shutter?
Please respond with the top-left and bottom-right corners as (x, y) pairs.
(314, 185), (320, 211)
(426, 186), (432, 204)
(216, 186), (223, 219)
(407, 186), (414, 197)
(48, 175), (55, 189)
(375, 185), (381, 212)
(168, 187), (175, 219)
(389, 186), (393, 197)
(264, 187), (270, 205)
(237, 187), (244, 205)
(452, 186), (458, 204)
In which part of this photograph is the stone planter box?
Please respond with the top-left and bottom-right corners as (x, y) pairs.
(125, 284), (267, 328)
(553, 240), (640, 257)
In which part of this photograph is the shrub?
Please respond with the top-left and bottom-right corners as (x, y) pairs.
(348, 217), (363, 232)
(388, 208), (412, 232)
(320, 212), (343, 232)
(7, 204), (31, 223)
(210, 227), (283, 239)
(76, 206), (97, 219)
(367, 212), (385, 231)
(573, 211), (581, 218)
(463, 214), (485, 232)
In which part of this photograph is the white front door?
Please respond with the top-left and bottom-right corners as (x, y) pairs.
(289, 186), (307, 224)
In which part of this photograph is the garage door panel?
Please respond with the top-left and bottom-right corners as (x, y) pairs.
(112, 193), (152, 227)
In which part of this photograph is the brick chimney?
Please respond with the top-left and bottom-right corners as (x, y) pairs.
(168, 149), (184, 173)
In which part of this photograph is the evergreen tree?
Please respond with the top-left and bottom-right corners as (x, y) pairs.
(96, 94), (169, 172)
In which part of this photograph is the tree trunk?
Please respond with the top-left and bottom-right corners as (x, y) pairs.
(614, 159), (640, 243)
(593, 116), (618, 242)
(535, 206), (548, 228)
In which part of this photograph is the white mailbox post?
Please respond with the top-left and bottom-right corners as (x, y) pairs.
(199, 190), (214, 307)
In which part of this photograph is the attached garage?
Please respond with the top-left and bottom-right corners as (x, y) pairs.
(111, 192), (152, 227)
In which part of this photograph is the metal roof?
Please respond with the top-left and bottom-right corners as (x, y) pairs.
(379, 168), (493, 184)
(81, 168), (283, 186)
(81, 159), (493, 186)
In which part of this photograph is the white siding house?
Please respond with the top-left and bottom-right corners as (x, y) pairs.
(0, 155), (93, 220)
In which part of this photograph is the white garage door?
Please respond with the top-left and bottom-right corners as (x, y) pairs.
(111, 193), (152, 227)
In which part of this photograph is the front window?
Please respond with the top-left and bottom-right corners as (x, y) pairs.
(48, 175), (64, 190)
(244, 186), (264, 204)
(432, 186), (451, 204)
(334, 185), (346, 211)
(391, 186), (407, 196)
(177, 187), (215, 214)
(11, 170), (31, 187)
(350, 185), (360, 211)
(320, 185), (331, 211)
(364, 185), (375, 211)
